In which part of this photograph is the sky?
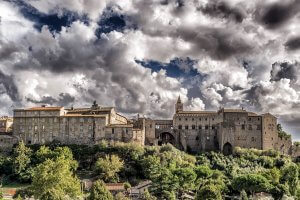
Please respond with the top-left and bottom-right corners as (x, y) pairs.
(0, 0), (300, 141)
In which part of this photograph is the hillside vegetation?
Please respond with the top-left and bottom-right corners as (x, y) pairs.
(0, 141), (299, 200)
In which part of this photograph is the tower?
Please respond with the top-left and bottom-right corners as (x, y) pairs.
(175, 96), (183, 113)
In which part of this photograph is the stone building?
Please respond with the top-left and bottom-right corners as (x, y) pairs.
(4, 98), (299, 156)
(146, 96), (294, 155)
(12, 102), (145, 146)
(0, 116), (13, 133)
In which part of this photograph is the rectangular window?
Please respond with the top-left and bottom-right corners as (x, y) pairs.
(185, 125), (188, 130)
(192, 125), (195, 129)
(34, 125), (38, 131)
(257, 125), (261, 130)
(112, 128), (115, 134)
(205, 125), (209, 130)
(242, 125), (245, 130)
(88, 125), (92, 130)
(249, 125), (252, 130)
(178, 125), (182, 130)
(179, 118), (181, 121)
(198, 125), (202, 130)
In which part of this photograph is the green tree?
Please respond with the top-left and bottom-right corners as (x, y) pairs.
(31, 158), (81, 199)
(280, 164), (299, 196)
(142, 189), (157, 200)
(88, 180), (113, 200)
(240, 190), (248, 200)
(95, 155), (124, 182)
(196, 184), (222, 200)
(115, 192), (130, 200)
(173, 167), (196, 192)
(12, 141), (32, 182)
(0, 190), (3, 200)
(232, 174), (273, 195)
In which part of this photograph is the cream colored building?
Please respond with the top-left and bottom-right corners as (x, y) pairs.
(13, 102), (145, 145)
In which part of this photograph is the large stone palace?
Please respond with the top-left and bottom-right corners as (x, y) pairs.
(0, 98), (299, 157)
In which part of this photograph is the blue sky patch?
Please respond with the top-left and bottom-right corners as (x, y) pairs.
(9, 0), (88, 33)
(136, 57), (199, 78)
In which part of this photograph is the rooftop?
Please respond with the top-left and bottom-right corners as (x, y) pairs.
(14, 106), (63, 111)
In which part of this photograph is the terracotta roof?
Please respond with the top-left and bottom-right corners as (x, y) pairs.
(248, 112), (260, 117)
(15, 107), (63, 111)
(105, 183), (125, 191)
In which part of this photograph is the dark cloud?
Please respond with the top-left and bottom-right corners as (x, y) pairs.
(199, 1), (245, 23)
(177, 27), (253, 60)
(255, 1), (300, 29)
(0, 70), (20, 101)
(26, 93), (75, 106)
(270, 61), (298, 82)
(285, 36), (300, 51)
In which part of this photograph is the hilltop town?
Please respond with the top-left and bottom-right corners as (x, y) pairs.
(0, 97), (299, 157)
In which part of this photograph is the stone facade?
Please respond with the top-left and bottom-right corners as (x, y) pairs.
(0, 116), (13, 133)
(146, 97), (295, 155)
(12, 102), (145, 146)
(2, 98), (298, 157)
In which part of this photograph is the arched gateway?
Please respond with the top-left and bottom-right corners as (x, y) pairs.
(158, 132), (175, 145)
(223, 142), (233, 155)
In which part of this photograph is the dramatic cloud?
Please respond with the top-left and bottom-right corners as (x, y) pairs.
(0, 0), (300, 140)
(285, 37), (300, 51)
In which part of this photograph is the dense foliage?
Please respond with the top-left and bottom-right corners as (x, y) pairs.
(0, 141), (299, 199)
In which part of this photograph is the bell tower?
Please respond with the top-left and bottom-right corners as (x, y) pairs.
(175, 96), (183, 113)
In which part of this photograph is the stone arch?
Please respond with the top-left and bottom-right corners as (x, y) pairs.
(223, 142), (233, 155)
(158, 132), (175, 145)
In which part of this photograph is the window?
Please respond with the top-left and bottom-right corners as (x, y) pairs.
(257, 125), (261, 130)
(192, 125), (195, 129)
(178, 125), (182, 130)
(251, 137), (255, 142)
(42, 125), (45, 131)
(212, 118), (214, 121)
(258, 118), (260, 121)
(199, 118), (201, 121)
(29, 126), (32, 130)
(198, 125), (202, 130)
(88, 125), (92, 130)
(80, 118), (84, 123)
(185, 125), (188, 130)
(179, 118), (181, 121)
(112, 128), (115, 134)
(88, 118), (92, 123)
(205, 118), (207, 121)
(150, 124), (152, 128)
(192, 118), (194, 121)
(242, 125), (245, 130)
(185, 118), (188, 121)
(205, 125), (209, 130)
(248, 117), (251, 121)
(196, 136), (199, 141)
(248, 125), (252, 130)
(206, 136), (210, 141)
(212, 126), (215, 130)
(126, 129), (128, 134)
(34, 125), (38, 131)
(80, 125), (83, 132)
